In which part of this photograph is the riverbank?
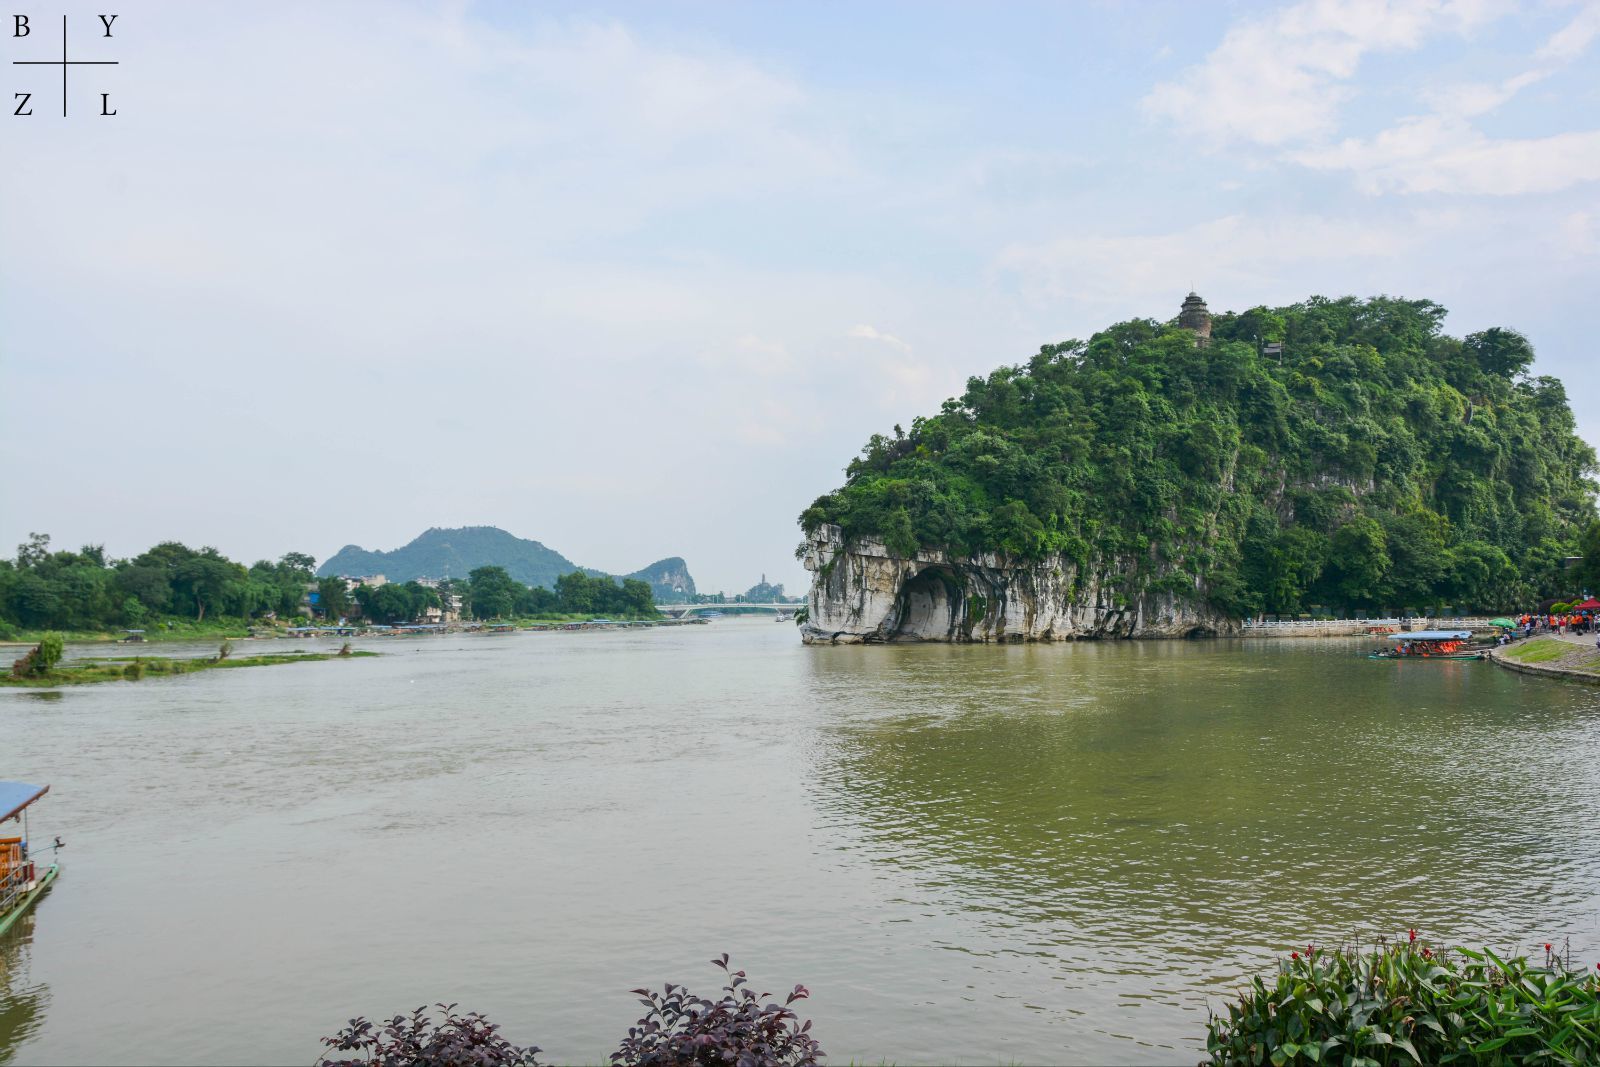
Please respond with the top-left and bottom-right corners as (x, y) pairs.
(0, 613), (670, 647)
(0, 619), (253, 647)
(1489, 633), (1600, 685)
(1, 649), (378, 688)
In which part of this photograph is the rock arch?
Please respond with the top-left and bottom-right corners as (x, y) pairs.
(892, 566), (961, 640)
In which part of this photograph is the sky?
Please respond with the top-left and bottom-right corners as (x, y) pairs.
(2, 0), (1597, 594)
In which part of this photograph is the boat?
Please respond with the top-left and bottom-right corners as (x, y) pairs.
(0, 782), (61, 937)
(1368, 630), (1485, 660)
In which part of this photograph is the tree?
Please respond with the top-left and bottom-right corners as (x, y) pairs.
(469, 566), (520, 620)
(172, 550), (242, 621)
(316, 577), (351, 621)
(15, 533), (51, 569)
(1578, 520), (1600, 596)
(1324, 518), (1391, 611)
(1463, 327), (1535, 379)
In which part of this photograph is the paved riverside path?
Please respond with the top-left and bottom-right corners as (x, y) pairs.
(1488, 629), (1600, 685)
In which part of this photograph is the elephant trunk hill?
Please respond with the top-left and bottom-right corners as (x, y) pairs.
(798, 294), (1598, 644)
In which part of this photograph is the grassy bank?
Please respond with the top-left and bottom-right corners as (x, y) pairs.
(1501, 637), (1600, 676)
(2, 649), (377, 688)
(0, 618), (257, 646)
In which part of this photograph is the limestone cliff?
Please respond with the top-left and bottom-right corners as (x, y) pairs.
(800, 525), (1237, 644)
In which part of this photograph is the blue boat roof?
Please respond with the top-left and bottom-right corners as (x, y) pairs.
(0, 782), (48, 823)
(1390, 630), (1473, 641)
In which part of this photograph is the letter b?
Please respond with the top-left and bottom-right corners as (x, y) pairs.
(13, 14), (29, 36)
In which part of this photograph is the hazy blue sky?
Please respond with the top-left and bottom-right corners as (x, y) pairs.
(3, 0), (1596, 593)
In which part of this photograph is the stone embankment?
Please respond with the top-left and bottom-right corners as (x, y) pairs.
(799, 525), (1237, 644)
(1488, 633), (1600, 686)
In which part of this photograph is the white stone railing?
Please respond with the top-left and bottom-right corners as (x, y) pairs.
(1241, 616), (1494, 629)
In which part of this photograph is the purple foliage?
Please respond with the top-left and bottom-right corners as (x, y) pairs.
(318, 1003), (542, 1067)
(611, 954), (825, 1067)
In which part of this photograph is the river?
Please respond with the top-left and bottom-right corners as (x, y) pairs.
(3, 620), (1599, 1064)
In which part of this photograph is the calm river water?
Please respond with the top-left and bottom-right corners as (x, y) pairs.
(3, 621), (1600, 1064)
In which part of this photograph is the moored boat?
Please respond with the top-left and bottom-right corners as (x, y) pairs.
(0, 782), (61, 937)
(1368, 630), (1485, 660)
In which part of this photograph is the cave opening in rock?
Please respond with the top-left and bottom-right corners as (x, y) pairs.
(893, 567), (958, 640)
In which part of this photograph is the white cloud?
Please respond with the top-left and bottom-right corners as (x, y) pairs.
(1538, 1), (1600, 60)
(1148, 0), (1600, 199)
(1143, 0), (1504, 147)
(1297, 117), (1600, 194)
(847, 323), (912, 352)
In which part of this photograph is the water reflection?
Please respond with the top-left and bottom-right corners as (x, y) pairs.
(802, 639), (1600, 1051)
(0, 913), (51, 1063)
(2, 627), (1597, 1064)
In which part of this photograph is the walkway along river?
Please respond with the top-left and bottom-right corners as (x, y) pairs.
(3, 621), (1599, 1064)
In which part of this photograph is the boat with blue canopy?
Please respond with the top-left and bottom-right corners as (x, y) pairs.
(1368, 630), (1484, 660)
(0, 781), (62, 937)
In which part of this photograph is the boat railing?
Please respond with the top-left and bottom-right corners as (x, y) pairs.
(0, 838), (34, 916)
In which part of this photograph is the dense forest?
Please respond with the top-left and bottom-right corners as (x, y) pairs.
(800, 296), (1600, 616)
(0, 536), (659, 636)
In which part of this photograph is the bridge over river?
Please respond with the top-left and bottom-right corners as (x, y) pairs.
(655, 603), (798, 618)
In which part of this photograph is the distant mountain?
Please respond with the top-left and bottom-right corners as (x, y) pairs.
(627, 557), (696, 602)
(318, 526), (696, 602)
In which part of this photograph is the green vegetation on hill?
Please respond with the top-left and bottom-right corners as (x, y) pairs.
(800, 296), (1599, 616)
(317, 526), (696, 602)
(463, 566), (657, 619)
(0, 533), (664, 637)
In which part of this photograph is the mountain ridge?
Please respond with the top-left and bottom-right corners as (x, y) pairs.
(318, 526), (696, 602)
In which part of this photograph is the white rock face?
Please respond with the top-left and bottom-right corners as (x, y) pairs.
(799, 524), (1238, 644)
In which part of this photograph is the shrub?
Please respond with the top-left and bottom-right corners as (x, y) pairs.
(613, 955), (823, 1067)
(1206, 934), (1600, 1066)
(339, 641), (353, 657)
(123, 660), (145, 681)
(317, 1003), (542, 1067)
(218, 639), (233, 661)
(315, 957), (822, 1067)
(11, 632), (65, 678)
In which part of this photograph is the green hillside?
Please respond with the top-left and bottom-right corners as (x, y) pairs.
(800, 296), (1598, 616)
(318, 527), (696, 601)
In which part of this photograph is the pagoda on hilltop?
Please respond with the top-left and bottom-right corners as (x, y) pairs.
(1178, 291), (1212, 346)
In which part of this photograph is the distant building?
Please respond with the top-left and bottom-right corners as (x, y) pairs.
(1178, 291), (1212, 346)
(343, 574), (388, 591)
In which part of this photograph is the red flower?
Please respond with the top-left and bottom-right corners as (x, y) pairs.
(1291, 951), (1300, 960)
(1422, 948), (1433, 959)
(1408, 928), (1417, 943)
(1545, 943), (1553, 953)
